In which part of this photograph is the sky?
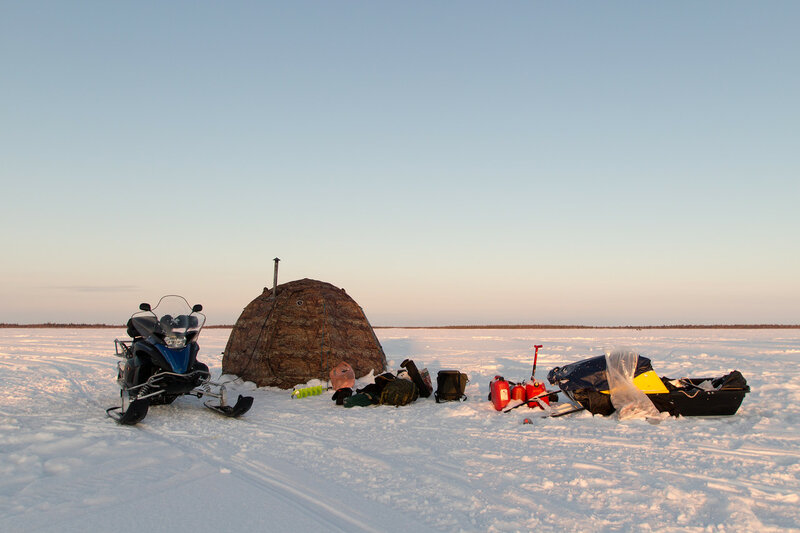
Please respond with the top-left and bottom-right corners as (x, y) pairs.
(1, 1), (798, 326)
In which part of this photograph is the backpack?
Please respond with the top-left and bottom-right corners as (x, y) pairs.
(379, 377), (419, 407)
(400, 359), (433, 398)
(435, 370), (468, 403)
(352, 372), (397, 405)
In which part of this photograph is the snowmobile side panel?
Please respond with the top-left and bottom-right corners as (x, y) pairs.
(121, 354), (151, 389)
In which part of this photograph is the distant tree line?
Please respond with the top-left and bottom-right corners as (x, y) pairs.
(0, 323), (124, 328)
(2, 323), (799, 329)
(375, 324), (800, 330)
(0, 323), (236, 329)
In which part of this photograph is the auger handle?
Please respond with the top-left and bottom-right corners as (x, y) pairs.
(532, 345), (543, 380)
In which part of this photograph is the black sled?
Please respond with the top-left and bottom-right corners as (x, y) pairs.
(107, 295), (253, 425)
(547, 353), (750, 417)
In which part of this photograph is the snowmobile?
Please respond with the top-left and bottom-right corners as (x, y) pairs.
(107, 295), (253, 425)
(547, 352), (750, 417)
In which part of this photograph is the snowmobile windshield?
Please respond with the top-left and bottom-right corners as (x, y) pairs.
(129, 295), (206, 348)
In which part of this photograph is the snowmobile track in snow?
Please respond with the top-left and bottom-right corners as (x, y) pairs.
(133, 414), (428, 532)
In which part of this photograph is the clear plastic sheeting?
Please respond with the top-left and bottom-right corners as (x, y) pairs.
(604, 348), (659, 420)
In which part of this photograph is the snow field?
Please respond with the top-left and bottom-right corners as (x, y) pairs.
(1, 328), (799, 532)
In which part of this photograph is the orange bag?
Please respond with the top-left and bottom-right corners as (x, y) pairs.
(330, 361), (355, 390)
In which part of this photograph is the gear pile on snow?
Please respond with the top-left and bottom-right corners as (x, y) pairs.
(335, 358), (440, 408)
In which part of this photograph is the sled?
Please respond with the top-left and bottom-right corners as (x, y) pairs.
(546, 354), (750, 417)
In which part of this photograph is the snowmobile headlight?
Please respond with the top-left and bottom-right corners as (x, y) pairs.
(164, 335), (187, 349)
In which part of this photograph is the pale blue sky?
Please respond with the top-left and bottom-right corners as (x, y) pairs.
(2, 1), (798, 326)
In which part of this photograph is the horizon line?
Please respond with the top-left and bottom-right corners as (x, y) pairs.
(1, 323), (799, 330)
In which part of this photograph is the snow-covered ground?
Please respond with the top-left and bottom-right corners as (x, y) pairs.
(1, 328), (799, 532)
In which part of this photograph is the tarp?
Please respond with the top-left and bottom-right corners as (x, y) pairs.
(547, 354), (654, 393)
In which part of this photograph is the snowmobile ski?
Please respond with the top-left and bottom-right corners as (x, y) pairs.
(106, 398), (150, 425)
(204, 394), (254, 418)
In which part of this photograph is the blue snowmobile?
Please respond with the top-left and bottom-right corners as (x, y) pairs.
(107, 295), (253, 425)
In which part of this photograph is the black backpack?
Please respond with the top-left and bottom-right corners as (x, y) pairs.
(356, 372), (395, 400)
(434, 370), (468, 402)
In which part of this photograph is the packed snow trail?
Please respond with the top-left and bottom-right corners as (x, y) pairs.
(1, 328), (799, 532)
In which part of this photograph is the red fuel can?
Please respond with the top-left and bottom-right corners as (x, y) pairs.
(525, 380), (549, 409)
(489, 376), (511, 411)
(511, 382), (526, 402)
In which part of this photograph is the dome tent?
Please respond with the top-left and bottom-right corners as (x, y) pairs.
(222, 278), (387, 389)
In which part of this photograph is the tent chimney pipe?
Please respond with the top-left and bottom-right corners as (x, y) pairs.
(273, 257), (280, 296)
